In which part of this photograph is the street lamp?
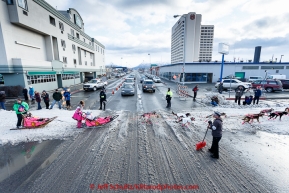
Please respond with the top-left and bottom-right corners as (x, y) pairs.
(280, 55), (284, 63)
(174, 14), (186, 85)
(218, 43), (229, 83)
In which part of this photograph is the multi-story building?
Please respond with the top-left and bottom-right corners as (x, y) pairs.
(0, 0), (105, 91)
(171, 12), (214, 64)
(199, 25), (214, 62)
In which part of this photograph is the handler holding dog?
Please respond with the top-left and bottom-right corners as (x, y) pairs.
(208, 111), (223, 159)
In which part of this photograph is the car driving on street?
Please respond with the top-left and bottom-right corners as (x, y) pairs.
(83, 79), (105, 91)
(215, 79), (251, 90)
(121, 84), (135, 96)
(142, 80), (155, 92)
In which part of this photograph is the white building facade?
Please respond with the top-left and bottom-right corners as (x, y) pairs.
(159, 62), (289, 83)
(0, 0), (105, 91)
(171, 12), (214, 64)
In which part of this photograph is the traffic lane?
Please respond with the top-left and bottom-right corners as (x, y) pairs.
(105, 84), (138, 112)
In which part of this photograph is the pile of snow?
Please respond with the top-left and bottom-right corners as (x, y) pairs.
(0, 109), (101, 146)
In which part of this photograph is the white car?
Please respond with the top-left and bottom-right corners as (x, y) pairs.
(215, 79), (252, 90)
(123, 78), (135, 86)
(83, 79), (105, 91)
(153, 77), (161, 83)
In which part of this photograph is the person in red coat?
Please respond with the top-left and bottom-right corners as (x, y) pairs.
(192, 85), (199, 101)
(35, 91), (42, 110)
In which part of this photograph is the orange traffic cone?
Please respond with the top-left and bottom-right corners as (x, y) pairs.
(112, 89), (114, 95)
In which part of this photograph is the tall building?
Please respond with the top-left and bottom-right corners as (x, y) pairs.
(171, 12), (214, 64)
(0, 0), (105, 91)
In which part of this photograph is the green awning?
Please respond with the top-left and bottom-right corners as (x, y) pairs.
(27, 71), (56, 75)
(62, 71), (79, 74)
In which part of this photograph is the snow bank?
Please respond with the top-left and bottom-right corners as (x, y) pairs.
(0, 109), (101, 146)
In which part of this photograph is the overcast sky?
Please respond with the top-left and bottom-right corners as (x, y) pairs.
(47, 0), (289, 68)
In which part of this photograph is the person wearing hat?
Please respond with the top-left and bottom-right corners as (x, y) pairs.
(253, 86), (262, 105)
(28, 86), (35, 101)
(63, 88), (71, 110)
(99, 88), (107, 110)
(166, 88), (173, 108)
(41, 90), (50, 109)
(13, 98), (29, 128)
(50, 89), (62, 109)
(208, 111), (223, 159)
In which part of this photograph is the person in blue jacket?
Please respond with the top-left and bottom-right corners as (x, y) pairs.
(28, 86), (35, 101)
(253, 86), (262, 105)
(63, 88), (71, 110)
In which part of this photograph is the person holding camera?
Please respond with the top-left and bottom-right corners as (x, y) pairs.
(207, 111), (223, 159)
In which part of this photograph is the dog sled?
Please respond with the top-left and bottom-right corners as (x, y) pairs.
(11, 113), (57, 130)
(75, 112), (119, 128)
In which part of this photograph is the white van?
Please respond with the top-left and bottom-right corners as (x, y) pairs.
(267, 75), (286, 79)
(248, 76), (263, 82)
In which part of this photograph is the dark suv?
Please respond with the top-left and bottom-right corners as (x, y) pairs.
(279, 79), (289, 89)
(251, 79), (283, 92)
(142, 80), (155, 92)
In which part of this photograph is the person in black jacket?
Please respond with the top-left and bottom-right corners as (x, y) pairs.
(22, 88), (28, 100)
(41, 90), (50, 109)
(253, 86), (262, 105)
(0, 91), (6, 110)
(49, 89), (62, 109)
(99, 89), (107, 110)
(208, 111), (223, 159)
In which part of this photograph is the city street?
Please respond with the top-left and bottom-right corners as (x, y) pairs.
(0, 73), (289, 192)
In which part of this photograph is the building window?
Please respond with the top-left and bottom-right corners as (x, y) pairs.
(18, 0), (27, 10)
(73, 59), (77, 64)
(27, 75), (56, 85)
(61, 40), (66, 48)
(84, 50), (86, 57)
(90, 53), (93, 59)
(49, 16), (55, 26)
(72, 44), (76, 52)
(63, 57), (67, 63)
(6, 0), (14, 5)
(83, 38), (85, 42)
(71, 29), (74, 37)
(59, 22), (64, 31)
(85, 61), (87, 65)
(76, 33), (79, 39)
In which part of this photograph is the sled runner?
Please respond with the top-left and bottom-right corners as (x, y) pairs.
(10, 113), (57, 130)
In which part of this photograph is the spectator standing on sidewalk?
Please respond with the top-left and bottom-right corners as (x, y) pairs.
(234, 86), (244, 105)
(13, 98), (29, 129)
(23, 88), (28, 100)
(253, 86), (262, 105)
(28, 86), (35, 101)
(35, 91), (42, 110)
(192, 85), (198, 101)
(50, 89), (62, 109)
(41, 90), (50, 109)
(0, 91), (6, 110)
(166, 88), (173, 108)
(63, 88), (71, 110)
(218, 83), (223, 94)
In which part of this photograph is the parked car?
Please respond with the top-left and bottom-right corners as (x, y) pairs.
(140, 77), (146, 83)
(279, 79), (289, 89)
(124, 78), (135, 86)
(153, 76), (161, 83)
(248, 76), (263, 82)
(251, 79), (283, 92)
(215, 79), (251, 90)
(83, 79), (105, 91)
(121, 84), (135, 96)
(142, 80), (155, 92)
